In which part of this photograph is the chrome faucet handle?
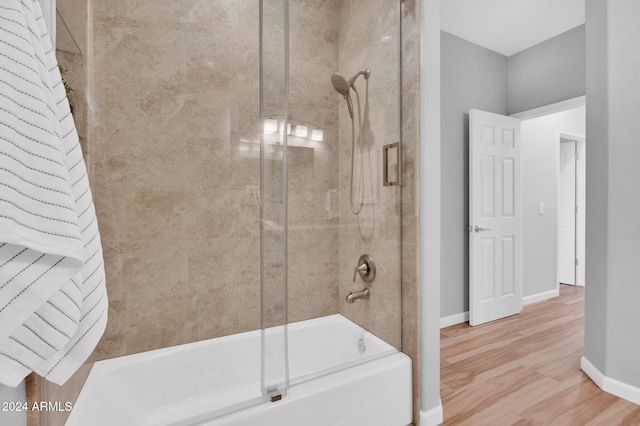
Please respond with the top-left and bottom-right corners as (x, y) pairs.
(353, 262), (369, 282)
(352, 254), (376, 283)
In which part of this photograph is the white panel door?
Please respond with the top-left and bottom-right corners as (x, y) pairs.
(469, 109), (522, 326)
(558, 140), (577, 285)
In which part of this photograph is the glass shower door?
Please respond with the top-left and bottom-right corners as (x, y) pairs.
(260, 0), (290, 400)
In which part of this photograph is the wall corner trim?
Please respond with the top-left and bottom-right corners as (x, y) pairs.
(581, 356), (640, 406)
(420, 400), (443, 426)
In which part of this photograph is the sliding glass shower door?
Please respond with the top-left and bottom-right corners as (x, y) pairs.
(260, 0), (290, 399)
(259, 0), (403, 389)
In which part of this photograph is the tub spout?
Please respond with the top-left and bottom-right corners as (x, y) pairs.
(346, 288), (370, 304)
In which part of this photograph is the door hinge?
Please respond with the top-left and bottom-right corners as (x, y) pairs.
(575, 259), (579, 266)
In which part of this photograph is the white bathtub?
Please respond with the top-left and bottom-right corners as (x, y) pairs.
(66, 314), (412, 426)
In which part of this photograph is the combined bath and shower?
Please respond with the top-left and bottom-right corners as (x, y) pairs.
(331, 68), (371, 214)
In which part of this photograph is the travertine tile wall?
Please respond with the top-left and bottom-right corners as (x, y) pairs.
(86, 0), (344, 360)
(337, 0), (403, 350)
(56, 0), (406, 360)
(285, 0), (341, 323)
(88, 0), (264, 358)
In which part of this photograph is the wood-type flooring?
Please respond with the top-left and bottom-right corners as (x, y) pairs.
(441, 284), (640, 425)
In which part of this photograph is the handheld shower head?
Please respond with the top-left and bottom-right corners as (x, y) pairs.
(331, 73), (351, 97)
(332, 69), (372, 95)
(331, 73), (354, 119)
(331, 68), (371, 216)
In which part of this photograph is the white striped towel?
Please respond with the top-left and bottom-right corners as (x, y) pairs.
(0, 0), (107, 386)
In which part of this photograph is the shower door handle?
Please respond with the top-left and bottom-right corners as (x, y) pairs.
(383, 142), (401, 186)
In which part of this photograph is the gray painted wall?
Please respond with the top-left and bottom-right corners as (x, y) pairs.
(508, 25), (585, 115)
(440, 31), (508, 317)
(521, 108), (585, 299)
(606, 0), (640, 387)
(420, 0), (443, 415)
(584, 0), (608, 372)
(441, 27), (587, 320)
(585, 0), (640, 389)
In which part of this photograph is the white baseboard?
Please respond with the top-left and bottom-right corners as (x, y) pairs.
(440, 312), (468, 328)
(581, 356), (640, 406)
(523, 288), (559, 306)
(440, 289), (559, 329)
(419, 400), (443, 426)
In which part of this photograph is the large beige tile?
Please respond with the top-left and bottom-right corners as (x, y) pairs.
(290, 0), (340, 27)
(112, 25), (188, 86)
(188, 237), (260, 291)
(182, 189), (259, 240)
(89, 300), (127, 361)
(123, 82), (236, 138)
(186, 35), (259, 94)
(288, 272), (339, 324)
(123, 286), (251, 354)
(123, 187), (189, 242)
(102, 130), (188, 190)
(287, 190), (339, 228)
(93, 0), (125, 19)
(91, 161), (126, 243)
(288, 228), (339, 278)
(120, 239), (189, 299)
(289, 15), (338, 70)
(100, 239), (124, 302)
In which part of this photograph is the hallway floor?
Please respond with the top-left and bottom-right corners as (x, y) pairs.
(441, 285), (640, 425)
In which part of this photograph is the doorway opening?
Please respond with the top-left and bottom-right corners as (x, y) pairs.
(558, 133), (586, 287)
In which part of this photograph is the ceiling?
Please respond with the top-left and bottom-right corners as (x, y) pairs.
(440, 0), (585, 57)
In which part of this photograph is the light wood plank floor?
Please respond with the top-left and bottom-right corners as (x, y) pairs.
(441, 285), (640, 425)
